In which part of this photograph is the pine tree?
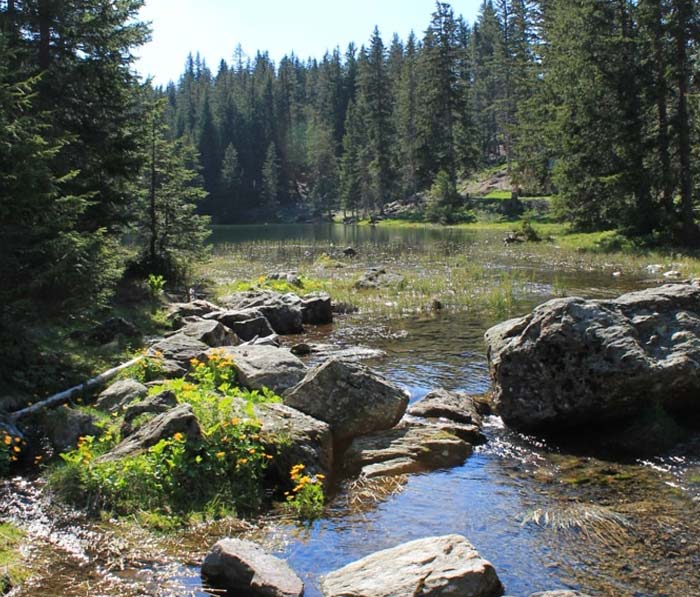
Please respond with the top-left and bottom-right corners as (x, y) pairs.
(396, 32), (420, 198)
(218, 143), (241, 223)
(261, 142), (280, 211)
(136, 97), (210, 280)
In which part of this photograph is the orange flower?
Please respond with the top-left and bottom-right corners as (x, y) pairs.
(215, 451), (226, 459)
(3, 435), (11, 446)
(173, 432), (184, 442)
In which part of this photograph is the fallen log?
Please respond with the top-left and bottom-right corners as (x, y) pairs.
(7, 355), (144, 423)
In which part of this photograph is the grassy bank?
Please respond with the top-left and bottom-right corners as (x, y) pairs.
(0, 523), (28, 593)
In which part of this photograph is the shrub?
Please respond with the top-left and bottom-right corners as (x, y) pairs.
(285, 463), (325, 520)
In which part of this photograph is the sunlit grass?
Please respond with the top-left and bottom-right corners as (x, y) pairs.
(0, 523), (28, 593)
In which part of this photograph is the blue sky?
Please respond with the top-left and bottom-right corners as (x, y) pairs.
(134, 0), (483, 85)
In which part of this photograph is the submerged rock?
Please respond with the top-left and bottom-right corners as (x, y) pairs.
(321, 534), (503, 597)
(213, 345), (307, 394)
(95, 378), (148, 412)
(202, 538), (303, 597)
(485, 282), (700, 432)
(284, 359), (408, 441)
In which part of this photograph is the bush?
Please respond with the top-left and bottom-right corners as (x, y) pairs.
(285, 463), (325, 520)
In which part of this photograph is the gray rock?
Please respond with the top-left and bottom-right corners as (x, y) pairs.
(85, 317), (140, 344)
(95, 378), (148, 412)
(267, 271), (303, 287)
(284, 359), (409, 441)
(321, 534), (502, 597)
(221, 291), (304, 335)
(301, 292), (333, 325)
(485, 282), (700, 431)
(213, 346), (307, 394)
(177, 319), (238, 347)
(344, 424), (472, 478)
(120, 390), (178, 436)
(99, 404), (202, 461)
(167, 299), (222, 324)
(354, 267), (405, 290)
(202, 538), (303, 597)
(41, 406), (100, 452)
(148, 334), (209, 376)
(405, 416), (486, 445)
(242, 334), (281, 348)
(408, 389), (483, 427)
(256, 402), (333, 479)
(205, 308), (275, 341)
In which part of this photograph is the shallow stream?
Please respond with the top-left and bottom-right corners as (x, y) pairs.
(4, 224), (700, 596)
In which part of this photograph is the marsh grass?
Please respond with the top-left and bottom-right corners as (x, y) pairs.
(200, 227), (700, 321)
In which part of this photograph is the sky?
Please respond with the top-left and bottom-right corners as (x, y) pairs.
(134, 0), (483, 85)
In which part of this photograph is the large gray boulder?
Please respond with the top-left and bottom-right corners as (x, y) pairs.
(485, 282), (700, 431)
(41, 406), (100, 452)
(202, 538), (303, 597)
(213, 346), (307, 394)
(284, 359), (409, 441)
(167, 299), (222, 327)
(95, 378), (148, 412)
(205, 308), (275, 341)
(99, 404), (201, 461)
(321, 534), (503, 597)
(344, 424), (472, 478)
(221, 291), (304, 335)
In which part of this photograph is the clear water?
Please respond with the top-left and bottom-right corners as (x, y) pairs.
(7, 224), (700, 597)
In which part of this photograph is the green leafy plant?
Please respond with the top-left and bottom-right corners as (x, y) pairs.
(147, 273), (166, 300)
(285, 463), (325, 520)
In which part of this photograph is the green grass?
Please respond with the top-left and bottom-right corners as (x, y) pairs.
(0, 523), (28, 593)
(483, 190), (514, 200)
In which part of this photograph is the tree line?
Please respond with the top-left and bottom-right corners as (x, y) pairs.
(164, 0), (700, 242)
(1, 0), (700, 335)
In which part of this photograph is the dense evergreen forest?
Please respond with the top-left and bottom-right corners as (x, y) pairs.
(1, 0), (700, 391)
(162, 0), (700, 241)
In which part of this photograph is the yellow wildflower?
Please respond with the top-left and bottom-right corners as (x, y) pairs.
(173, 432), (185, 442)
(237, 458), (248, 465)
(248, 448), (256, 454)
(3, 435), (11, 446)
(215, 452), (226, 459)
(13, 446), (21, 453)
(189, 357), (200, 366)
(231, 417), (241, 426)
(316, 474), (325, 480)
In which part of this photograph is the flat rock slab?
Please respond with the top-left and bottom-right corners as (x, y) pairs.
(321, 534), (503, 597)
(284, 359), (408, 441)
(344, 424), (472, 478)
(408, 389), (483, 427)
(214, 346), (307, 394)
(485, 282), (700, 431)
(149, 334), (209, 377)
(202, 538), (303, 597)
(405, 416), (486, 445)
